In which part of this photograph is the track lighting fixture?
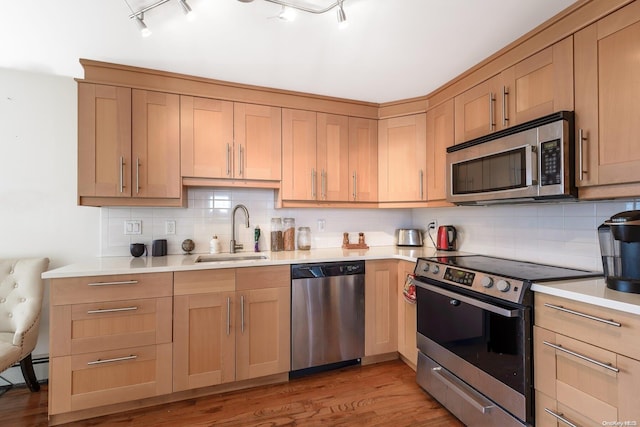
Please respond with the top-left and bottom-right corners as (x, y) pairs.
(135, 13), (152, 37)
(337, 1), (347, 28)
(253, 1), (350, 26)
(179, 0), (195, 20)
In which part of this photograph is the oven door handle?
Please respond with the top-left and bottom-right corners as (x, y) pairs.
(431, 366), (495, 414)
(419, 282), (521, 318)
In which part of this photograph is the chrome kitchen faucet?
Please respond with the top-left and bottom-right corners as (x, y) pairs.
(230, 204), (250, 253)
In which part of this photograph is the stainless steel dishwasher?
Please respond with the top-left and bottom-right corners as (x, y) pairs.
(290, 261), (365, 375)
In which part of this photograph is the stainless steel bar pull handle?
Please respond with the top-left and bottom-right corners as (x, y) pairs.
(87, 306), (138, 314)
(489, 92), (496, 131)
(239, 145), (244, 176)
(226, 143), (231, 176)
(543, 341), (619, 373)
(502, 86), (509, 127)
(135, 158), (140, 194)
(432, 366), (495, 414)
(419, 169), (424, 200)
(311, 169), (317, 199)
(544, 408), (579, 427)
(241, 295), (245, 333)
(88, 280), (139, 287)
(321, 170), (326, 200)
(543, 303), (621, 327)
(87, 355), (137, 366)
(352, 172), (357, 201)
(226, 297), (231, 336)
(578, 129), (586, 181)
(119, 156), (125, 193)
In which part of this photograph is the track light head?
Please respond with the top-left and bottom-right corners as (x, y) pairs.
(135, 13), (152, 37)
(337, 1), (348, 28)
(179, 0), (195, 20)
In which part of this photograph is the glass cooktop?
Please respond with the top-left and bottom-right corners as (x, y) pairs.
(420, 255), (602, 283)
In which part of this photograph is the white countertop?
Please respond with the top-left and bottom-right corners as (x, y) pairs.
(532, 278), (640, 315)
(41, 246), (446, 279)
(45, 247), (640, 316)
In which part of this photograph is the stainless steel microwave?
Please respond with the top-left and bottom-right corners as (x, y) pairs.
(446, 111), (575, 205)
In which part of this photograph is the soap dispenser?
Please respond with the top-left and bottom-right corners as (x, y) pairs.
(209, 235), (221, 254)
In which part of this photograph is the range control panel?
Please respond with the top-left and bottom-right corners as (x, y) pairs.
(414, 258), (527, 304)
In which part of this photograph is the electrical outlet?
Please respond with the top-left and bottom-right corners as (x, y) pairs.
(124, 220), (142, 235)
(165, 220), (176, 235)
(427, 220), (438, 231)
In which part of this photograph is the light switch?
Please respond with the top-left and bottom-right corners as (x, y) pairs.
(124, 220), (142, 235)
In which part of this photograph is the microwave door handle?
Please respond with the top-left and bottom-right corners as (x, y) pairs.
(418, 282), (521, 318)
(525, 144), (537, 187)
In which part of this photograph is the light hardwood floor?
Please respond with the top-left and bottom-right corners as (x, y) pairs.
(1, 360), (463, 426)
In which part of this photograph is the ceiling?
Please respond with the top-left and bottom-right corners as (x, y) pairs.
(1, 0), (577, 103)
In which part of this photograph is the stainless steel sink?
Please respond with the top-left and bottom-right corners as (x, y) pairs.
(194, 254), (268, 263)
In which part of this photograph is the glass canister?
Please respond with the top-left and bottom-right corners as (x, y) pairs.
(270, 218), (284, 252)
(297, 227), (311, 250)
(283, 218), (295, 251)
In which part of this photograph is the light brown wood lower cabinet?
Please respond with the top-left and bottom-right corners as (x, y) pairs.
(48, 273), (174, 416)
(397, 261), (417, 368)
(173, 266), (291, 392)
(365, 260), (398, 356)
(534, 293), (640, 425)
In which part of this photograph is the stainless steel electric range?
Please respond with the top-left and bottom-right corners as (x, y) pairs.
(412, 255), (601, 427)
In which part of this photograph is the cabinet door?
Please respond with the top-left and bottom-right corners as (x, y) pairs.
(349, 117), (378, 202)
(425, 99), (454, 202)
(365, 260), (398, 356)
(503, 36), (573, 126)
(236, 287), (291, 380)
(49, 343), (172, 415)
(454, 75), (501, 144)
(317, 113), (349, 201)
(78, 83), (131, 198)
(131, 90), (181, 198)
(180, 96), (234, 179)
(234, 103), (281, 180)
(282, 109), (317, 201)
(378, 114), (427, 202)
(397, 261), (417, 367)
(575, 2), (640, 188)
(173, 292), (236, 391)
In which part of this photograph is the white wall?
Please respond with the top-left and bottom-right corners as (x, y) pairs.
(0, 69), (100, 382)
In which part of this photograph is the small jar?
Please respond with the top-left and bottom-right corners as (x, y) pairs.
(283, 218), (295, 251)
(270, 218), (284, 252)
(297, 227), (311, 250)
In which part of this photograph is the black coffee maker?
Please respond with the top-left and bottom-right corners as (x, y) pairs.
(598, 210), (640, 293)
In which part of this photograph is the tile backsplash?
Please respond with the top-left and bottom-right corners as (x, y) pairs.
(101, 188), (638, 271)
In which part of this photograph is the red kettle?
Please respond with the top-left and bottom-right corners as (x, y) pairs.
(437, 225), (457, 251)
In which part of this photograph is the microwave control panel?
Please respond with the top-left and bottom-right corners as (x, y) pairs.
(540, 139), (562, 186)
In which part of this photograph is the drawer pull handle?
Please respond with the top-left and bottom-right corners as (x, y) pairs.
(87, 355), (137, 366)
(87, 280), (139, 287)
(544, 408), (579, 427)
(87, 306), (138, 314)
(543, 303), (621, 327)
(431, 366), (495, 414)
(543, 341), (619, 373)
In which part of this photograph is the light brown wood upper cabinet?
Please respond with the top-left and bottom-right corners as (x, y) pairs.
(378, 113), (427, 202)
(282, 109), (376, 203)
(575, 2), (640, 191)
(78, 84), (181, 205)
(425, 99), (454, 202)
(455, 37), (573, 144)
(181, 97), (282, 182)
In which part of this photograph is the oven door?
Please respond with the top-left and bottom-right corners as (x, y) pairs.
(415, 281), (532, 425)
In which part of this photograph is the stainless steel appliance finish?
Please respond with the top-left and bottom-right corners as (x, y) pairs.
(291, 261), (365, 372)
(413, 255), (600, 426)
(446, 111), (575, 204)
(395, 228), (424, 246)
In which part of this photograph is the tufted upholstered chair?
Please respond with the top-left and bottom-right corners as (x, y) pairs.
(0, 257), (49, 392)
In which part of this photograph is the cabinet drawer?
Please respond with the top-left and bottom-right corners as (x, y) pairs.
(50, 297), (172, 357)
(174, 268), (235, 295)
(51, 272), (173, 305)
(49, 343), (172, 414)
(535, 293), (640, 360)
